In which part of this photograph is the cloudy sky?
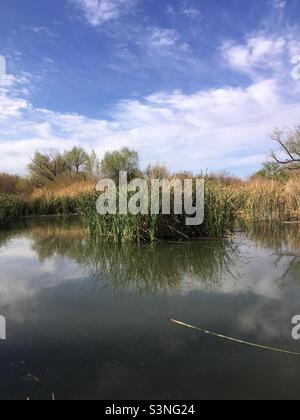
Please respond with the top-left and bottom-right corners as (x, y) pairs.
(0, 0), (300, 176)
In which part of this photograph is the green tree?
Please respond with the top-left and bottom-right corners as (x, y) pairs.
(255, 162), (289, 182)
(0, 173), (20, 194)
(65, 147), (89, 175)
(28, 148), (101, 184)
(146, 163), (170, 180)
(86, 150), (101, 179)
(28, 151), (69, 184)
(101, 147), (140, 183)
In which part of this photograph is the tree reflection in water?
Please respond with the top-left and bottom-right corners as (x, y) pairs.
(242, 221), (300, 287)
(1, 218), (300, 295)
(25, 218), (241, 295)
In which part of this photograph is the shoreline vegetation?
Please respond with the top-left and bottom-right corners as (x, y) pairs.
(0, 175), (299, 242)
(0, 126), (299, 242)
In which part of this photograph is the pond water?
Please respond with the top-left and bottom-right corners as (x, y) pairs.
(0, 218), (300, 400)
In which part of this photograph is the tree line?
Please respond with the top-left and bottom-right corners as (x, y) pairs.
(0, 126), (299, 194)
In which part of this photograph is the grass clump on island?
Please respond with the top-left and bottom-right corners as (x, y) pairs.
(76, 179), (238, 242)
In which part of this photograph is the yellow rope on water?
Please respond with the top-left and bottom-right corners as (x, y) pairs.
(169, 319), (300, 357)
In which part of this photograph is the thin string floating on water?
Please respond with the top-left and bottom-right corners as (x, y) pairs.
(169, 319), (300, 357)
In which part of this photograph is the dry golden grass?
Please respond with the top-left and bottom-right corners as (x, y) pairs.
(238, 175), (300, 222)
(22, 175), (300, 226)
(31, 181), (95, 199)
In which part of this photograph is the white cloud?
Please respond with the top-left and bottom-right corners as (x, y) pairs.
(0, 74), (31, 120)
(0, 238), (85, 307)
(182, 6), (201, 18)
(0, 73), (30, 89)
(273, 0), (286, 9)
(1, 68), (300, 176)
(70, 0), (136, 26)
(31, 26), (60, 38)
(221, 31), (300, 92)
(22, 26), (60, 38)
(0, 92), (29, 120)
(166, 2), (201, 19)
(148, 28), (180, 48)
(166, 4), (175, 16)
(222, 35), (287, 77)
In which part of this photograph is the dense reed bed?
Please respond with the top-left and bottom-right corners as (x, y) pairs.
(238, 177), (300, 222)
(75, 180), (237, 241)
(0, 176), (299, 241)
(0, 194), (26, 225)
(0, 193), (73, 225)
(0, 182), (94, 225)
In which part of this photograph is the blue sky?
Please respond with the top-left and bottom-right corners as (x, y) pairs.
(0, 0), (300, 176)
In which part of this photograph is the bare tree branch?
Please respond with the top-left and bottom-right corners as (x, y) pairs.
(270, 127), (300, 170)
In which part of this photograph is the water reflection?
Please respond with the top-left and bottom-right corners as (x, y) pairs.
(0, 219), (300, 296)
(242, 222), (300, 287)
(1, 218), (300, 400)
(242, 221), (300, 253)
(26, 219), (241, 295)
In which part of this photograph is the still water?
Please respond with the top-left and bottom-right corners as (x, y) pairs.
(0, 218), (300, 400)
